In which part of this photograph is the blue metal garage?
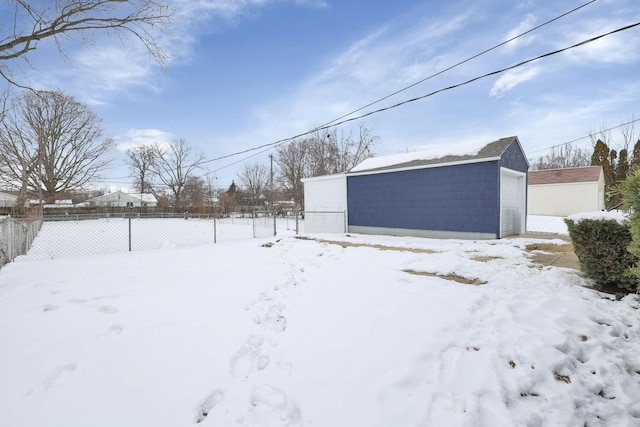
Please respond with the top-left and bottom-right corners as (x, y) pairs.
(345, 136), (529, 239)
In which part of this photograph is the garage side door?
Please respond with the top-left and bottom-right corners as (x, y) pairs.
(501, 171), (525, 237)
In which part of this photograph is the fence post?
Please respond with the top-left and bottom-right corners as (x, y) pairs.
(343, 210), (347, 233)
(213, 216), (217, 244)
(273, 210), (277, 236)
(296, 211), (299, 235)
(128, 217), (132, 252)
(7, 219), (13, 261)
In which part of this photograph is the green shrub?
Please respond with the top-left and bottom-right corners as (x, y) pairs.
(565, 217), (638, 293)
(616, 168), (640, 288)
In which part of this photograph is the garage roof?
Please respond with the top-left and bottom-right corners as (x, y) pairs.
(528, 166), (603, 185)
(349, 136), (519, 174)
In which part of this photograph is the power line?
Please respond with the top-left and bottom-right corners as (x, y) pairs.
(205, 0), (596, 170)
(317, 0), (598, 129)
(208, 20), (640, 174)
(202, 1), (598, 168)
(531, 117), (640, 154)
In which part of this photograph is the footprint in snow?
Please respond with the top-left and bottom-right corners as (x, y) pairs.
(194, 390), (224, 423)
(254, 304), (287, 332)
(105, 324), (125, 336)
(98, 305), (118, 314)
(248, 385), (302, 427)
(43, 364), (76, 391)
(231, 335), (265, 380)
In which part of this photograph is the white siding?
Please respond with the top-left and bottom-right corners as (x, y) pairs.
(302, 174), (347, 234)
(0, 192), (17, 208)
(528, 181), (603, 216)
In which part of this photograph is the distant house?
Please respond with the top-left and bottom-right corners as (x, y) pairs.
(0, 192), (18, 208)
(87, 191), (158, 208)
(528, 166), (604, 216)
(304, 136), (529, 239)
(44, 200), (74, 210)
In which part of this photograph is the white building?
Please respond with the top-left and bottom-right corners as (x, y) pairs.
(87, 191), (158, 208)
(0, 192), (18, 208)
(528, 166), (604, 216)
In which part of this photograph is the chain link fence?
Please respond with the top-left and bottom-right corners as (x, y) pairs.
(15, 212), (305, 262)
(0, 217), (43, 267)
(1, 210), (347, 265)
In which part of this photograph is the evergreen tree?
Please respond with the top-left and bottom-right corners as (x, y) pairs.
(612, 148), (629, 207)
(617, 149), (629, 182)
(591, 139), (615, 208)
(632, 139), (640, 170)
(227, 181), (238, 196)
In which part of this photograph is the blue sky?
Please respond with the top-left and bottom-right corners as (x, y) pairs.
(4, 0), (640, 191)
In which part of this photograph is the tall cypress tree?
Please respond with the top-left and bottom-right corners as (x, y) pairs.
(631, 139), (640, 171)
(591, 139), (615, 208)
(617, 149), (629, 182)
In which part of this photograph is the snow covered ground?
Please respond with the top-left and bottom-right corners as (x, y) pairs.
(1, 219), (639, 426)
(526, 215), (569, 235)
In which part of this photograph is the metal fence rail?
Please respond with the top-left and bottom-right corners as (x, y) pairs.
(0, 209), (347, 265)
(15, 212), (305, 262)
(0, 217), (43, 267)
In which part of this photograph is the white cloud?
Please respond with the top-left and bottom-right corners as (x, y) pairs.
(560, 22), (640, 65)
(504, 14), (537, 50)
(490, 65), (542, 97)
(295, 0), (330, 9)
(116, 129), (175, 152)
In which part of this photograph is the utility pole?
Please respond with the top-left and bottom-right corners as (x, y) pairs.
(269, 153), (276, 236)
(269, 154), (274, 210)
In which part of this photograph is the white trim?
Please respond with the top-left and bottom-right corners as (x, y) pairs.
(347, 156), (501, 177)
(528, 181), (598, 188)
(301, 173), (347, 183)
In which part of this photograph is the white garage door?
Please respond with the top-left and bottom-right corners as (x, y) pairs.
(500, 170), (525, 237)
(302, 174), (347, 234)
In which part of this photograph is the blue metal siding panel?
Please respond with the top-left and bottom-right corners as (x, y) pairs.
(348, 162), (500, 233)
(499, 141), (529, 172)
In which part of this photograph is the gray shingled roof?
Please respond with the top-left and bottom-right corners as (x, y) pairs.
(348, 136), (518, 174)
(528, 166), (603, 185)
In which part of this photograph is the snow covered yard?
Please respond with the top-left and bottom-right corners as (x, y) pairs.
(1, 227), (639, 426)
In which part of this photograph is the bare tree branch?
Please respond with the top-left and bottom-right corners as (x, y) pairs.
(0, 0), (172, 86)
(151, 138), (205, 209)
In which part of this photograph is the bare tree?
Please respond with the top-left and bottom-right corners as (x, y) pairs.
(325, 123), (378, 173)
(202, 168), (218, 211)
(0, 90), (113, 204)
(275, 123), (378, 208)
(619, 116), (636, 152)
(275, 139), (309, 208)
(182, 175), (206, 210)
(216, 181), (239, 215)
(151, 138), (205, 209)
(125, 144), (155, 193)
(0, 0), (172, 87)
(237, 162), (269, 207)
(588, 123), (614, 149)
(532, 143), (591, 170)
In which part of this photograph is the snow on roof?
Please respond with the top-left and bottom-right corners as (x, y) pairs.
(529, 166), (602, 185)
(129, 193), (157, 203)
(349, 136), (517, 173)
